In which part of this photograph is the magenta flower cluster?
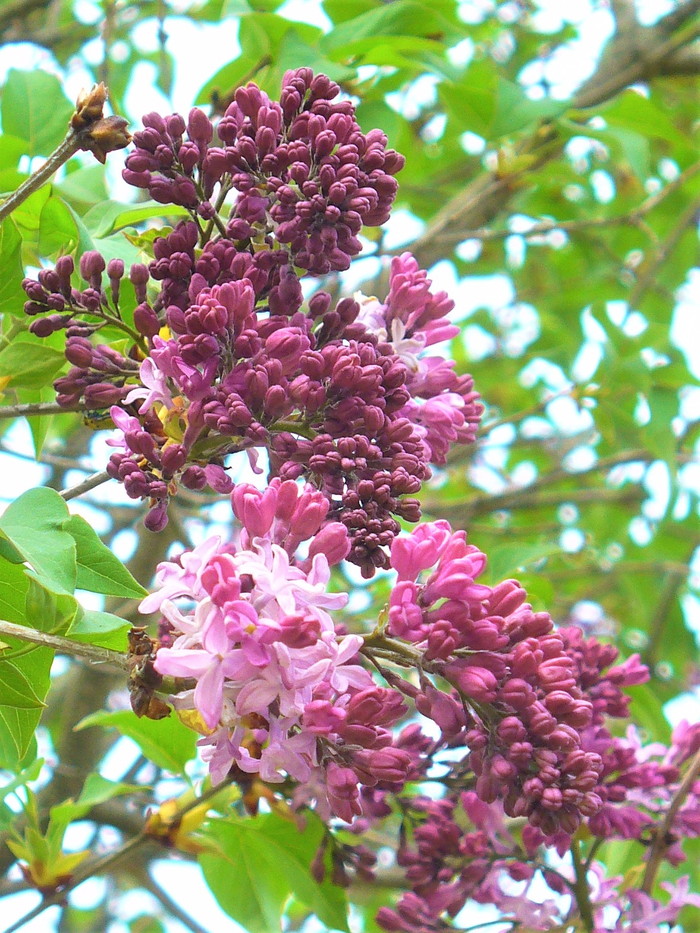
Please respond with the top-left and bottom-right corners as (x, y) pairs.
(22, 68), (482, 574)
(124, 68), (403, 274)
(20, 66), (700, 929)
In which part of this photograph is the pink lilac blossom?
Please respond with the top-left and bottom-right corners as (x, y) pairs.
(148, 483), (414, 817)
(356, 253), (483, 463)
(388, 520), (603, 836)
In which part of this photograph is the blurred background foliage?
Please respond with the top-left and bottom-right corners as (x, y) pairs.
(0, 0), (699, 931)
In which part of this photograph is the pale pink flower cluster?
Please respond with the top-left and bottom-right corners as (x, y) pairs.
(145, 480), (413, 820)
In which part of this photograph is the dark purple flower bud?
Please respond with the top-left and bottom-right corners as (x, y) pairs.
(134, 303), (161, 337)
(158, 445), (186, 478)
(129, 263), (150, 303)
(79, 250), (106, 289)
(65, 337), (94, 368)
(166, 113), (186, 139)
(181, 465), (208, 490)
(187, 107), (213, 147)
(84, 383), (127, 406)
(144, 502), (169, 532)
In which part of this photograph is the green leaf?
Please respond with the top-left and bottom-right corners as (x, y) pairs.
(0, 659), (47, 709)
(13, 384), (58, 459)
(24, 577), (77, 634)
(38, 195), (79, 256)
(1, 69), (74, 157)
(321, 0), (464, 53)
(56, 162), (109, 212)
(67, 515), (147, 598)
(484, 539), (564, 584)
(83, 200), (190, 238)
(199, 820), (293, 933)
(50, 774), (142, 832)
(0, 758), (43, 831)
(0, 218), (25, 315)
(0, 645), (53, 768)
(0, 134), (27, 170)
(200, 813), (349, 932)
(0, 487), (76, 595)
(0, 554), (30, 623)
(600, 90), (692, 149)
(76, 710), (196, 774)
(0, 340), (66, 390)
(67, 608), (130, 650)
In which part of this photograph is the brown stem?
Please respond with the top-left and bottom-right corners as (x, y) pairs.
(642, 747), (700, 893)
(0, 402), (88, 420)
(0, 618), (129, 670)
(0, 132), (80, 223)
(59, 469), (112, 501)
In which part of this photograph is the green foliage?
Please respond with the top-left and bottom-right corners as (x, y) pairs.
(1, 70), (74, 157)
(76, 710), (196, 775)
(200, 812), (349, 932)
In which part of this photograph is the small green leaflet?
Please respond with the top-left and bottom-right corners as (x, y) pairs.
(67, 514), (147, 598)
(0, 488), (76, 595)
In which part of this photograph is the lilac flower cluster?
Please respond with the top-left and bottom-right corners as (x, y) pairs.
(20, 65), (700, 929)
(124, 68), (404, 274)
(377, 788), (700, 933)
(374, 621), (700, 932)
(560, 627), (700, 854)
(388, 521), (603, 836)
(22, 71), (482, 573)
(146, 483), (421, 820)
(22, 253), (142, 407)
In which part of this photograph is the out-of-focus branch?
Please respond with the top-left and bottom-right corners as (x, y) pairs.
(643, 537), (700, 667)
(628, 194), (700, 308)
(410, 5), (700, 268)
(426, 485), (645, 522)
(429, 446), (682, 518)
(642, 747), (700, 893)
(453, 159), (700, 245)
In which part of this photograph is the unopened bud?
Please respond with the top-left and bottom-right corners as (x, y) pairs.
(134, 303), (160, 337)
(80, 115), (132, 164)
(71, 83), (108, 130)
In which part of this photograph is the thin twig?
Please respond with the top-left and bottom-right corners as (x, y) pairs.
(1, 834), (146, 933)
(0, 132), (80, 223)
(141, 875), (211, 933)
(0, 402), (87, 420)
(458, 159), (700, 245)
(59, 470), (111, 501)
(0, 618), (128, 671)
(642, 747), (700, 893)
